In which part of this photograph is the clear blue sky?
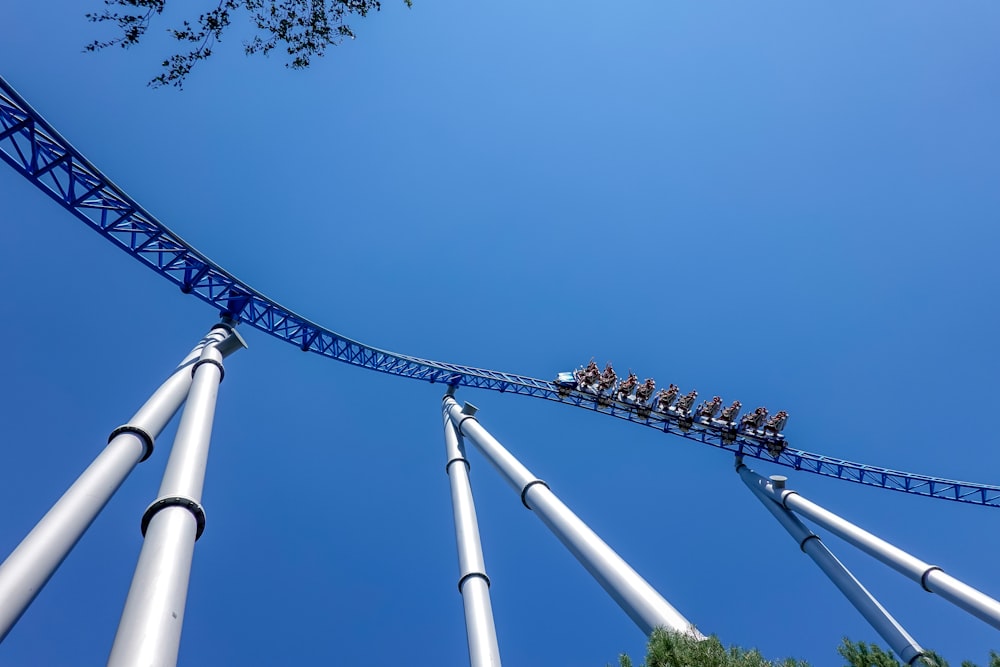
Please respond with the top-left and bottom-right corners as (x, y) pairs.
(1, 2), (999, 664)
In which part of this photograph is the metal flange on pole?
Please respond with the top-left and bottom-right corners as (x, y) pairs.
(736, 459), (925, 665)
(743, 468), (1000, 632)
(443, 396), (701, 639)
(442, 393), (502, 667)
(107, 324), (246, 667)
(0, 321), (244, 644)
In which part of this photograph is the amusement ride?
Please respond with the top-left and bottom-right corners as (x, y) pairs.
(1, 73), (997, 666)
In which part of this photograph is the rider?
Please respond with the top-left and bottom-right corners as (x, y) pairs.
(697, 396), (722, 419)
(741, 407), (768, 431)
(577, 359), (600, 388)
(719, 400), (741, 423)
(656, 384), (679, 410)
(599, 362), (617, 391)
(674, 390), (698, 413)
(635, 378), (655, 403)
(617, 372), (638, 400)
(765, 410), (788, 434)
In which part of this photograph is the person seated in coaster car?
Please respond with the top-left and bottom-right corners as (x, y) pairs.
(764, 410), (788, 435)
(574, 359), (600, 390)
(597, 362), (617, 392)
(718, 400), (742, 424)
(616, 372), (638, 401)
(740, 406), (769, 432)
(635, 378), (656, 404)
(696, 396), (722, 420)
(673, 390), (698, 415)
(655, 384), (679, 412)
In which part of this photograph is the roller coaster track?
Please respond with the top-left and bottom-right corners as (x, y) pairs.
(3, 76), (998, 509)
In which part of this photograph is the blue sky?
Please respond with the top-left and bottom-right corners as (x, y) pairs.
(1, 1), (999, 664)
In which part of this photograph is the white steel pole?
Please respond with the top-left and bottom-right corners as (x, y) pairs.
(107, 327), (245, 667)
(744, 468), (1000, 632)
(0, 321), (244, 643)
(737, 460), (925, 665)
(442, 394), (502, 667)
(444, 396), (701, 638)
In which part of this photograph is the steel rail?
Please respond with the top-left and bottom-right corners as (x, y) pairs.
(3, 75), (998, 508)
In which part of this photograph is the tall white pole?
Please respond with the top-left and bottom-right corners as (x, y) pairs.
(108, 326), (245, 667)
(442, 394), (502, 667)
(737, 460), (925, 664)
(743, 468), (1000, 632)
(0, 321), (244, 643)
(444, 396), (701, 638)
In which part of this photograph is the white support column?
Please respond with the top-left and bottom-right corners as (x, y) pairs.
(743, 468), (1000, 632)
(443, 393), (502, 667)
(0, 321), (244, 643)
(108, 327), (246, 667)
(737, 460), (925, 665)
(444, 396), (701, 638)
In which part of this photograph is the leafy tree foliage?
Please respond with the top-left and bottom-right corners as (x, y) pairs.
(611, 628), (810, 667)
(837, 639), (1000, 667)
(610, 632), (999, 667)
(86, 0), (410, 87)
(837, 640), (907, 667)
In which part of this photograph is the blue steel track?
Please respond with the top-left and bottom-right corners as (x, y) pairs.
(2, 76), (998, 509)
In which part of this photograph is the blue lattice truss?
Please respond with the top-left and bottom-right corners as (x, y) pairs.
(3, 76), (998, 509)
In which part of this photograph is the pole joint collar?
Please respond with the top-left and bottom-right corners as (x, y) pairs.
(192, 357), (225, 381)
(799, 533), (821, 552)
(520, 479), (549, 509)
(445, 457), (470, 474)
(779, 489), (799, 509)
(457, 571), (491, 593)
(109, 424), (154, 462)
(920, 565), (943, 592)
(141, 496), (207, 540)
(456, 414), (478, 435)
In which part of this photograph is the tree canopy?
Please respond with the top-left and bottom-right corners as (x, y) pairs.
(836, 640), (1000, 667)
(611, 631), (1000, 667)
(86, 0), (411, 88)
(611, 629), (810, 667)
